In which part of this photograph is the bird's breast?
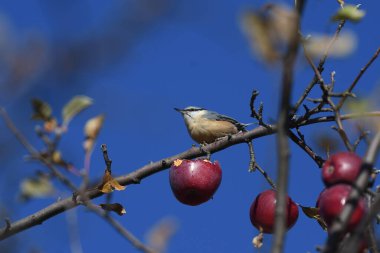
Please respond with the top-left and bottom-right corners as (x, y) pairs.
(187, 119), (238, 143)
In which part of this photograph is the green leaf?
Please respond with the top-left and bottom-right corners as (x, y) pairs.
(300, 205), (328, 231)
(62, 95), (93, 125)
(332, 4), (365, 22)
(31, 99), (52, 121)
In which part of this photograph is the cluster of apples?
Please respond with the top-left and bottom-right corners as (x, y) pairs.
(317, 152), (366, 230)
(169, 158), (299, 235)
(168, 152), (368, 250)
(317, 152), (368, 252)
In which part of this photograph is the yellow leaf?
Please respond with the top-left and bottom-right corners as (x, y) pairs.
(83, 114), (105, 153)
(99, 203), (126, 216)
(173, 159), (183, 167)
(332, 4), (365, 22)
(98, 170), (126, 193)
(20, 174), (55, 201)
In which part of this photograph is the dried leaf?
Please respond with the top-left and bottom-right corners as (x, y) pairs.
(31, 99), (52, 121)
(252, 233), (264, 248)
(98, 170), (126, 193)
(241, 10), (278, 63)
(43, 118), (58, 132)
(300, 205), (328, 231)
(84, 114), (104, 139)
(20, 174), (55, 201)
(304, 32), (357, 59)
(332, 4), (365, 22)
(99, 203), (126, 216)
(83, 114), (105, 153)
(240, 4), (297, 63)
(62, 95), (93, 125)
(173, 159), (183, 167)
(300, 205), (319, 218)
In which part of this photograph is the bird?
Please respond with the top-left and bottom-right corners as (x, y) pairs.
(175, 106), (249, 144)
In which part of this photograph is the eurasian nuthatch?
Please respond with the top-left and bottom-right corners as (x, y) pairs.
(175, 106), (249, 144)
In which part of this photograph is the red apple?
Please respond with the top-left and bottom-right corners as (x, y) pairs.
(317, 184), (366, 231)
(322, 152), (362, 186)
(249, 190), (299, 233)
(169, 159), (222, 206)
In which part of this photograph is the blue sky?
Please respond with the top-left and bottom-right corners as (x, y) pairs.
(0, 0), (380, 252)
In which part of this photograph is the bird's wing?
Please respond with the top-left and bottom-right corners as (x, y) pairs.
(206, 111), (248, 131)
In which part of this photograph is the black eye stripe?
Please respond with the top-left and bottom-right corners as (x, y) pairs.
(185, 108), (204, 112)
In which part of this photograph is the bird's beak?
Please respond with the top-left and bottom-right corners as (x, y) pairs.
(174, 108), (184, 114)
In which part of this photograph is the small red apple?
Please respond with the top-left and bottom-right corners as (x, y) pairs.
(317, 184), (366, 231)
(169, 159), (222, 206)
(322, 152), (362, 186)
(249, 190), (299, 233)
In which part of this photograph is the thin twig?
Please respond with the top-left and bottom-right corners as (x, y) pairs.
(250, 90), (269, 128)
(353, 129), (370, 151)
(247, 141), (256, 172)
(288, 130), (324, 167)
(256, 164), (277, 190)
(85, 203), (157, 253)
(101, 144), (112, 172)
(0, 107), (38, 154)
(302, 55), (354, 151)
(39, 157), (78, 192)
(337, 46), (380, 109)
(318, 20), (346, 71)
(297, 111), (380, 126)
(0, 107), (78, 191)
(292, 20), (345, 114)
(100, 144), (113, 216)
(328, 104), (353, 151)
(247, 141), (276, 189)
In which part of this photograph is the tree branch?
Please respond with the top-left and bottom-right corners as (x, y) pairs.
(272, 1), (304, 252)
(1, 111), (380, 241)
